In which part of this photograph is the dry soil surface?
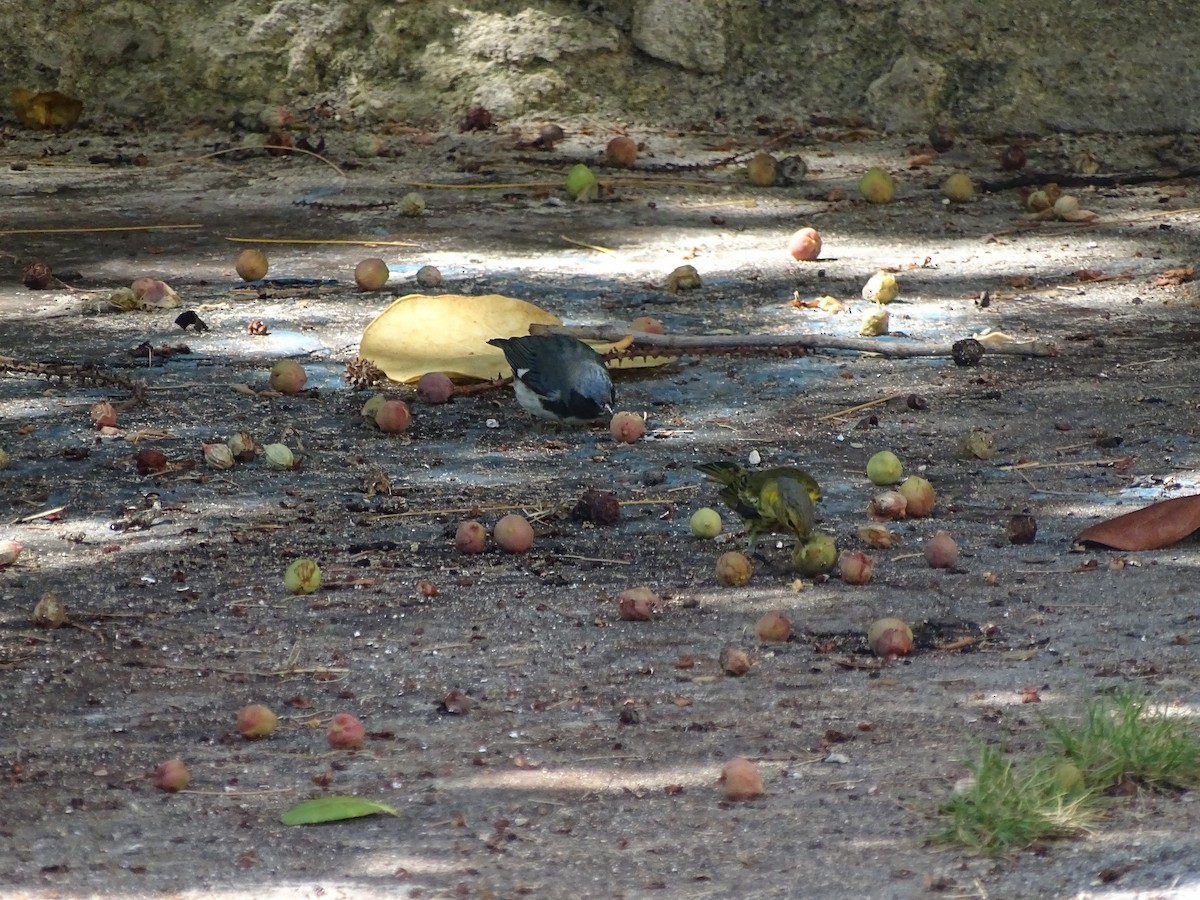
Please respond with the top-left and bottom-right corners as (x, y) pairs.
(2, 121), (1200, 900)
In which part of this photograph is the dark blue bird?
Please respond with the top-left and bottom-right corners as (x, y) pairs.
(487, 333), (615, 424)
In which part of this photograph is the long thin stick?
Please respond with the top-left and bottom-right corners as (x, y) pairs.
(537, 326), (1058, 359)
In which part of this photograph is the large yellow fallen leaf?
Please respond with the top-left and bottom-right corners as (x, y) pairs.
(358, 293), (669, 383)
(360, 293), (562, 382)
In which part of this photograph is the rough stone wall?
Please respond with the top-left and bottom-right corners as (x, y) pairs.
(3, 0), (1194, 134)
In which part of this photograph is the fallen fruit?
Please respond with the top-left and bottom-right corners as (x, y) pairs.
(787, 227), (822, 261)
(746, 152), (778, 187)
(861, 270), (899, 304)
(858, 308), (889, 336)
(1000, 144), (1026, 171)
(667, 264), (701, 291)
(90, 400), (118, 428)
(269, 359), (307, 394)
(354, 258), (390, 291)
(416, 372), (455, 404)
(494, 513), (534, 553)
(858, 166), (896, 204)
(609, 411), (645, 443)
(960, 429), (996, 460)
(720, 756), (764, 800)
(326, 712), (366, 750)
(689, 507), (722, 539)
(630, 315), (664, 334)
(360, 393), (386, 421)
(838, 550), (875, 585)
(870, 490), (908, 520)
(605, 136), (638, 167)
(283, 558), (322, 595)
(32, 592), (65, 628)
(719, 646), (752, 676)
(130, 277), (177, 305)
(455, 520), (487, 554)
(572, 489), (621, 525)
(202, 442), (235, 470)
(264, 442), (295, 469)
(792, 531), (838, 576)
(0, 540), (23, 567)
(617, 587), (658, 621)
(135, 448), (168, 474)
(399, 192), (425, 217)
(1053, 761), (1085, 794)
(866, 450), (903, 485)
(0, 448), (9, 469)
(1007, 514), (1038, 545)
(755, 611), (792, 643)
(857, 524), (897, 549)
(924, 530), (958, 569)
(715, 551), (752, 587)
(565, 163), (597, 201)
(942, 172), (975, 203)
(897, 475), (936, 518)
(867, 617), (913, 657)
(235, 249), (269, 281)
(237, 703), (279, 739)
(152, 758), (190, 792)
(928, 124), (955, 152)
(375, 400), (412, 434)
(415, 265), (442, 288)
(228, 432), (257, 462)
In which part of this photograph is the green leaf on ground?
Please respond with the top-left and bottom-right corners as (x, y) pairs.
(280, 796), (399, 826)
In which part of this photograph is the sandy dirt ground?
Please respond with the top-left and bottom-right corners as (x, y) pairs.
(2, 120), (1200, 899)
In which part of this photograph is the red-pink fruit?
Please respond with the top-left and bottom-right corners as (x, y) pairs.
(787, 227), (822, 261)
(152, 758), (190, 792)
(375, 400), (411, 433)
(630, 316), (665, 334)
(236, 703), (278, 740)
(868, 617), (913, 657)
(0, 540), (24, 567)
(898, 475), (936, 518)
(924, 530), (958, 569)
(493, 513), (534, 553)
(326, 712), (366, 750)
(354, 258), (389, 291)
(269, 359), (307, 394)
(838, 550), (875, 585)
(455, 520), (487, 554)
(417, 372), (455, 403)
(130, 277), (175, 303)
(720, 757), (764, 800)
(755, 611), (792, 643)
(606, 136), (638, 167)
(609, 411), (645, 444)
(617, 587), (659, 621)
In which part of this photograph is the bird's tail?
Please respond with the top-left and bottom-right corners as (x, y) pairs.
(695, 461), (744, 487)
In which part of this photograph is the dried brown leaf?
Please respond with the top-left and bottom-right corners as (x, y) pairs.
(1075, 494), (1200, 550)
(1152, 266), (1195, 288)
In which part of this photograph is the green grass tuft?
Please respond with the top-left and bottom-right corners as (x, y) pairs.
(934, 690), (1200, 854)
(1048, 690), (1200, 793)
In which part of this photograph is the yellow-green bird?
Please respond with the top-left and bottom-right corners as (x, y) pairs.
(696, 462), (819, 548)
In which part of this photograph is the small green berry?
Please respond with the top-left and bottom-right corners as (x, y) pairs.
(284, 558), (322, 595)
(866, 450), (903, 485)
(690, 507), (722, 539)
